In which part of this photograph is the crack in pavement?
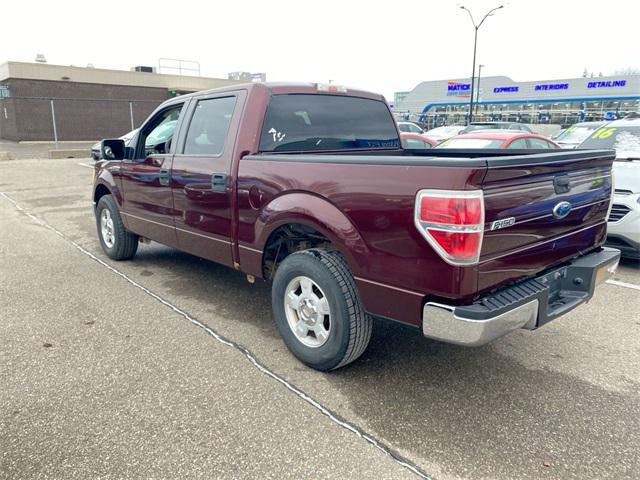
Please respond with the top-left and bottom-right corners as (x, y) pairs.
(0, 191), (433, 480)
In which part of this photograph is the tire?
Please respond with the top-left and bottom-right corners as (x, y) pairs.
(95, 194), (138, 260)
(271, 248), (372, 371)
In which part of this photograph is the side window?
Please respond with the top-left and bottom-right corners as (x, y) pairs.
(141, 105), (183, 157)
(528, 138), (554, 149)
(507, 138), (529, 149)
(183, 96), (237, 155)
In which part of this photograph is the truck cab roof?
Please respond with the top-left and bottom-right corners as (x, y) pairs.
(167, 82), (387, 103)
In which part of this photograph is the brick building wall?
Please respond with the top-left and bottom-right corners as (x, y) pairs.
(0, 78), (173, 141)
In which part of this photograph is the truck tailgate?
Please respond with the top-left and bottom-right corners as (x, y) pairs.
(478, 150), (615, 293)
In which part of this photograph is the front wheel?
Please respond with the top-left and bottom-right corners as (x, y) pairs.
(271, 249), (372, 371)
(95, 194), (138, 260)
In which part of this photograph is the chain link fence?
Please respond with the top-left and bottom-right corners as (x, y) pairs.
(0, 96), (164, 143)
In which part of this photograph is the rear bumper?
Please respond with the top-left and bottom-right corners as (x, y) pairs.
(422, 247), (620, 346)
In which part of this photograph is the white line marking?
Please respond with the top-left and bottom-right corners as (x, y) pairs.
(0, 191), (431, 480)
(606, 279), (640, 291)
(77, 162), (94, 169)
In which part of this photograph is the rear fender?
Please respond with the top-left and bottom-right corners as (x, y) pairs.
(255, 192), (370, 275)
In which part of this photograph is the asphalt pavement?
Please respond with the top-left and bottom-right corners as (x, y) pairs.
(1, 158), (639, 480)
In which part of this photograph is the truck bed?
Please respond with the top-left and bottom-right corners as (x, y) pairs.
(238, 148), (615, 324)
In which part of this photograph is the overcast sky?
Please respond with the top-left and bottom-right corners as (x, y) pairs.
(3, 0), (639, 100)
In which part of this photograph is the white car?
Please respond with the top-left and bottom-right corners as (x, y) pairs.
(423, 125), (466, 143)
(579, 118), (640, 259)
(608, 162), (640, 259)
(397, 121), (424, 134)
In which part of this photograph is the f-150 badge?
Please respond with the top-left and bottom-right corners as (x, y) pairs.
(490, 217), (516, 230)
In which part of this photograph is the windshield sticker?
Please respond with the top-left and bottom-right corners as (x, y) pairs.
(591, 128), (616, 139)
(268, 128), (286, 143)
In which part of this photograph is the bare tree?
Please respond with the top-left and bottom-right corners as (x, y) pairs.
(612, 67), (640, 75)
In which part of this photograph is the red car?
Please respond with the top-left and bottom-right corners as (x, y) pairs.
(437, 131), (560, 149)
(400, 132), (438, 149)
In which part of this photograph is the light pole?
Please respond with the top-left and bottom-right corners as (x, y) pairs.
(459, 5), (503, 124)
(475, 64), (484, 117)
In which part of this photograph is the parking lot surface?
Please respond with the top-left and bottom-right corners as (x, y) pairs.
(1, 158), (639, 479)
(0, 141), (95, 160)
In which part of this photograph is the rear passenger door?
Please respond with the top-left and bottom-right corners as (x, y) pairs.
(171, 91), (246, 267)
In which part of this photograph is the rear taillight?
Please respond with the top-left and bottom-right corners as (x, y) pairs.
(414, 189), (484, 265)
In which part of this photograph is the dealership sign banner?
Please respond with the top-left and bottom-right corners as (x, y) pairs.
(447, 82), (471, 97)
(493, 86), (519, 93)
(535, 83), (569, 91)
(587, 80), (627, 88)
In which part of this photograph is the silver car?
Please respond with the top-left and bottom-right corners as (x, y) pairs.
(423, 125), (466, 143)
(553, 121), (608, 149)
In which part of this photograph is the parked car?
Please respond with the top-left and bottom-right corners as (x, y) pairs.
(400, 132), (437, 149)
(423, 125), (466, 143)
(437, 132), (560, 149)
(91, 129), (138, 160)
(578, 118), (640, 259)
(397, 121), (424, 134)
(553, 121), (608, 149)
(459, 121), (533, 134)
(93, 82), (619, 371)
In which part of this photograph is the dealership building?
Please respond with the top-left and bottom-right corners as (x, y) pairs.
(0, 61), (242, 141)
(395, 74), (640, 127)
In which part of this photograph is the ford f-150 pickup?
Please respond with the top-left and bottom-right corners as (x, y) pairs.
(93, 82), (620, 371)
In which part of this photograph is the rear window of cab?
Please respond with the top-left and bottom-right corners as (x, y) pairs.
(259, 94), (400, 152)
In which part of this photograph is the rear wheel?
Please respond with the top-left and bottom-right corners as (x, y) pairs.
(271, 248), (372, 371)
(96, 194), (138, 260)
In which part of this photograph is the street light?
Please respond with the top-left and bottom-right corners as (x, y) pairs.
(459, 5), (503, 124)
(475, 64), (484, 116)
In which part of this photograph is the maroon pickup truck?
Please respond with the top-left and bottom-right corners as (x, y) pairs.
(93, 82), (620, 371)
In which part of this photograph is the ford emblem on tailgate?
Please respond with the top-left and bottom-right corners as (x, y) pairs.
(552, 201), (572, 219)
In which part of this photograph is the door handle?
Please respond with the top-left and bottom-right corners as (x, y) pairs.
(159, 168), (170, 186)
(211, 173), (228, 192)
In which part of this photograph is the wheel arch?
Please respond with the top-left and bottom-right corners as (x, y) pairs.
(255, 192), (370, 279)
(93, 168), (123, 208)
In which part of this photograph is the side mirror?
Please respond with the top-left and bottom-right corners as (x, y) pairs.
(101, 139), (126, 160)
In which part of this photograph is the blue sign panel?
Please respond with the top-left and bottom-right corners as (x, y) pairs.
(493, 86), (519, 93)
(534, 83), (569, 91)
(587, 80), (627, 88)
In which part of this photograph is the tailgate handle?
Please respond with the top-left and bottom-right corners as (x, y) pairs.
(554, 176), (571, 194)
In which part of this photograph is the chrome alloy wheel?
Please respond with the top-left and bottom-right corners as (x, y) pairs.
(100, 208), (115, 248)
(284, 276), (331, 348)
